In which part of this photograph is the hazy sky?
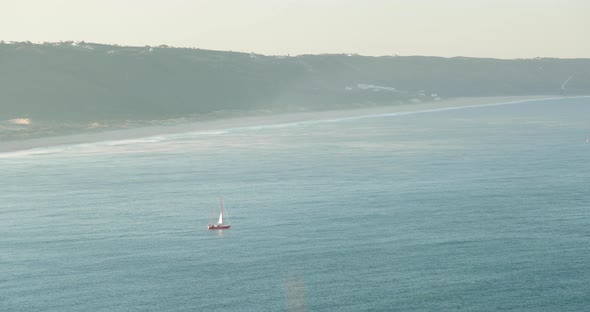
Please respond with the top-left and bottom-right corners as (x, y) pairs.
(1, 0), (588, 58)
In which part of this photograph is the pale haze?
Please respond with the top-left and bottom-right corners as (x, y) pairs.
(1, 0), (588, 58)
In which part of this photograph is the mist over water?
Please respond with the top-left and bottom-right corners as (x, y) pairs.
(2, 97), (586, 159)
(1, 98), (589, 311)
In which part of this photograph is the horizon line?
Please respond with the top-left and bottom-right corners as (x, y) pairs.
(2, 39), (589, 61)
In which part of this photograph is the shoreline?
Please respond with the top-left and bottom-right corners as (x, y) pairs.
(0, 95), (571, 154)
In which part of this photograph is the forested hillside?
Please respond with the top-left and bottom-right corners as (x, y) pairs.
(1, 41), (589, 123)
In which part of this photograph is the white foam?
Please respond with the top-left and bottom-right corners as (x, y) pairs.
(2, 96), (588, 159)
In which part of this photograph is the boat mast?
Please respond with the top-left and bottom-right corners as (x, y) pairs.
(218, 197), (224, 225)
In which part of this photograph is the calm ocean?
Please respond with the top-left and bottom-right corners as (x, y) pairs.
(1, 98), (589, 311)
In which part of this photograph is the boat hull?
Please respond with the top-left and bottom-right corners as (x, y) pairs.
(208, 225), (231, 230)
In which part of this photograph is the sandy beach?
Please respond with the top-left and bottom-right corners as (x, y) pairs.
(0, 95), (563, 154)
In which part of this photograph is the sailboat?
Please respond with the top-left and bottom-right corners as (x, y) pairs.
(208, 198), (231, 230)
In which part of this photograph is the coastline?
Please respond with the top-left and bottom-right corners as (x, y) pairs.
(0, 95), (565, 154)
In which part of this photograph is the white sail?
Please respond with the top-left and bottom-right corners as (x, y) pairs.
(207, 197), (230, 229)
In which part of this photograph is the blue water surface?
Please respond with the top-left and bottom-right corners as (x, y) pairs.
(1, 98), (589, 311)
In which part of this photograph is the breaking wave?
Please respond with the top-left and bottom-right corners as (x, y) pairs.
(1, 96), (586, 159)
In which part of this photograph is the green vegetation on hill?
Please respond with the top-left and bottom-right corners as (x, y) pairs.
(1, 41), (589, 123)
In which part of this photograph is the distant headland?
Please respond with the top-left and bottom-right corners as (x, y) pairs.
(1, 41), (589, 142)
